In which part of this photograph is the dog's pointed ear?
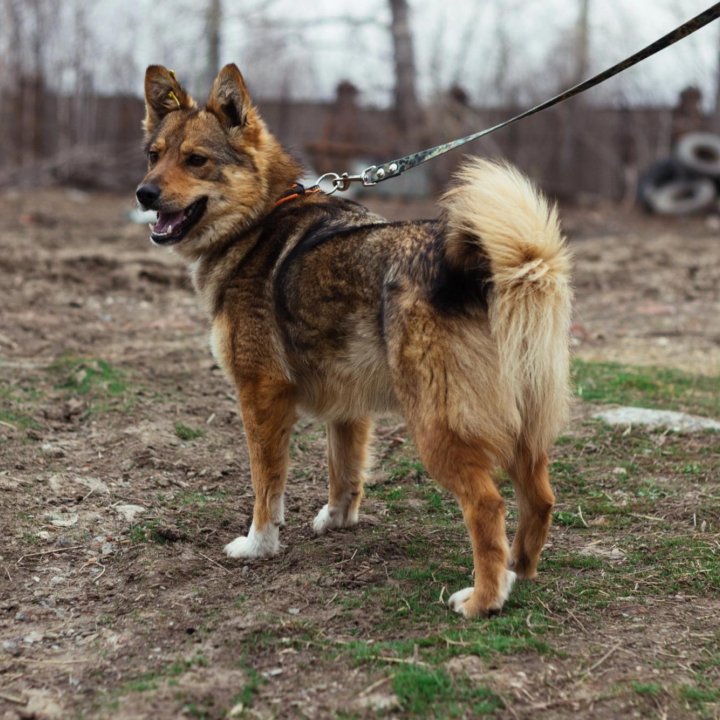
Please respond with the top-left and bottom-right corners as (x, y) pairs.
(207, 64), (252, 130)
(143, 65), (195, 137)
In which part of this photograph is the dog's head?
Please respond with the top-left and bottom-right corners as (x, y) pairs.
(136, 64), (299, 255)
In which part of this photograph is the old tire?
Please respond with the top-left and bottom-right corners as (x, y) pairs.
(675, 132), (720, 177)
(644, 177), (716, 215)
(637, 159), (682, 212)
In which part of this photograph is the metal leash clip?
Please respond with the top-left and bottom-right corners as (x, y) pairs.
(315, 165), (379, 194)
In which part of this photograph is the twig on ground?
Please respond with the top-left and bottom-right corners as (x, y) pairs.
(376, 655), (428, 666)
(9, 658), (90, 665)
(567, 608), (588, 633)
(525, 693), (603, 712)
(577, 505), (589, 528)
(357, 675), (393, 697)
(443, 636), (470, 647)
(580, 642), (622, 677)
(16, 545), (85, 565)
(79, 557), (106, 583)
(496, 691), (520, 720)
(630, 513), (666, 523)
(0, 691), (25, 705)
(334, 549), (358, 566)
(197, 551), (230, 573)
(80, 487), (95, 503)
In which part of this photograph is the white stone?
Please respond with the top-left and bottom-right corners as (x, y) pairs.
(593, 407), (720, 433)
(115, 504), (146, 522)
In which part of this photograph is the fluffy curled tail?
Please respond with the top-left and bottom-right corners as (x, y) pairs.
(441, 158), (572, 458)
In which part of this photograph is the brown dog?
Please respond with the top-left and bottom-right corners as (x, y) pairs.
(136, 64), (572, 617)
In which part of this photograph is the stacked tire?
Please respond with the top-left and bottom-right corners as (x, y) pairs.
(638, 132), (720, 214)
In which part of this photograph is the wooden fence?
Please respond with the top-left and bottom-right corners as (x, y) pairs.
(0, 85), (695, 202)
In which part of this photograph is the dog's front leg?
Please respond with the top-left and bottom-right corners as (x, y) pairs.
(224, 376), (297, 560)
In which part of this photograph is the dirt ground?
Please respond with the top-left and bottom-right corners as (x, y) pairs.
(0, 189), (718, 720)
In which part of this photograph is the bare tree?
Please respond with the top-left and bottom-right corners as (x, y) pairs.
(389, 0), (420, 138)
(559, 0), (591, 198)
(713, 21), (720, 132)
(205, 0), (222, 94)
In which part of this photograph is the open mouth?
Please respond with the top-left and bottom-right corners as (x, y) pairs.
(150, 197), (207, 245)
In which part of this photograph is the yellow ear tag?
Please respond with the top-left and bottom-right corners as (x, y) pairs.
(167, 90), (181, 110)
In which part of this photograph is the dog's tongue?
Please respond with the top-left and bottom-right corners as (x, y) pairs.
(154, 210), (184, 235)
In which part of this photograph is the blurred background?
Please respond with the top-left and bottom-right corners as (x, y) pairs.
(0, 0), (718, 206)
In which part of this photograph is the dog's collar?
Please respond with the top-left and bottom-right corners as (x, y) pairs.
(274, 183), (323, 208)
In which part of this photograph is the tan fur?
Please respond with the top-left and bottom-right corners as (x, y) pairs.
(327, 417), (373, 522)
(508, 448), (555, 579)
(139, 65), (572, 617)
(237, 375), (297, 529)
(441, 158), (573, 460)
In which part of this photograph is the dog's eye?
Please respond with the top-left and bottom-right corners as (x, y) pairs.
(187, 154), (208, 168)
(148, 150), (159, 164)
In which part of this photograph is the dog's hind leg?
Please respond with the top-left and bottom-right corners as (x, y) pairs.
(508, 448), (554, 580)
(413, 425), (516, 618)
(313, 417), (373, 535)
(224, 377), (297, 559)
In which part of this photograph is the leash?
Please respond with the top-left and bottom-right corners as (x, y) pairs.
(316, 3), (720, 194)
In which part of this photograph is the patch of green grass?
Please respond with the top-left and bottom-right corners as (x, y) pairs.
(631, 681), (663, 696)
(128, 520), (170, 545)
(549, 421), (718, 531)
(339, 576), (553, 668)
(53, 357), (127, 396)
(393, 665), (503, 717)
(174, 422), (205, 441)
(573, 360), (720, 417)
(623, 536), (720, 595)
(49, 356), (138, 414)
(386, 457), (427, 483)
(553, 509), (589, 528)
(21, 532), (42, 545)
(167, 655), (208, 677)
(122, 672), (161, 693)
(541, 531), (720, 615)
(0, 408), (41, 430)
(234, 665), (263, 710)
(680, 683), (720, 712)
(367, 484), (408, 516)
(0, 381), (44, 430)
(177, 490), (226, 506)
(116, 655), (209, 698)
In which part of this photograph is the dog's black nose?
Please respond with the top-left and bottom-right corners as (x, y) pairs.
(136, 183), (161, 210)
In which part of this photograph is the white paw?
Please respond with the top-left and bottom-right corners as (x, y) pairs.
(448, 570), (517, 616)
(224, 523), (279, 559)
(312, 503), (358, 535)
(448, 587), (474, 614)
(498, 569), (517, 605)
(312, 504), (341, 535)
